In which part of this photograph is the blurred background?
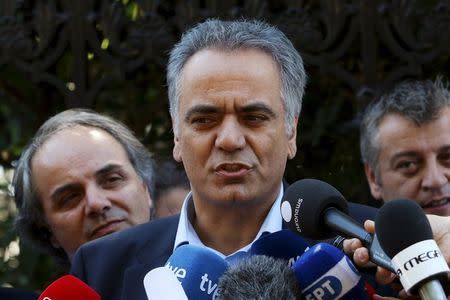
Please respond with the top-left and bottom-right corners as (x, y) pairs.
(0, 0), (449, 291)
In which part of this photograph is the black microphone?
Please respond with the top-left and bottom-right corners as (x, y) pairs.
(217, 255), (301, 300)
(376, 199), (449, 300)
(280, 178), (394, 272)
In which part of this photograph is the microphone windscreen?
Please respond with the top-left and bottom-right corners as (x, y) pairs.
(249, 229), (309, 265)
(280, 179), (348, 239)
(143, 266), (188, 300)
(38, 275), (100, 300)
(217, 255), (301, 300)
(375, 199), (449, 294)
(375, 199), (433, 258)
(165, 244), (228, 300)
(292, 243), (368, 300)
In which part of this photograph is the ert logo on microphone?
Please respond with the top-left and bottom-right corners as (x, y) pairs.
(396, 250), (441, 276)
(303, 276), (342, 300)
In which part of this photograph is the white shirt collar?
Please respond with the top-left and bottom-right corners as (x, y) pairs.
(173, 183), (284, 261)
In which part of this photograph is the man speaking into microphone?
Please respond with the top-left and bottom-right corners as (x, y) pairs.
(70, 18), (385, 300)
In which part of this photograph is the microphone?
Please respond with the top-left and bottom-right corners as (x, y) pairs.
(249, 229), (310, 266)
(143, 266), (188, 300)
(376, 199), (449, 300)
(165, 244), (229, 300)
(292, 242), (368, 300)
(217, 255), (302, 300)
(280, 178), (394, 272)
(38, 275), (100, 300)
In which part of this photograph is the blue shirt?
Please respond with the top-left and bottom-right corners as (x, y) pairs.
(173, 183), (284, 263)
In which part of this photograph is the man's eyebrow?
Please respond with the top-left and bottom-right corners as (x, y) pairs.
(390, 151), (419, 164)
(95, 163), (124, 178)
(239, 103), (277, 118)
(185, 104), (221, 121)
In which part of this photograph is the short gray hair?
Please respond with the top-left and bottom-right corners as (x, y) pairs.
(167, 19), (307, 136)
(360, 77), (450, 179)
(12, 108), (155, 267)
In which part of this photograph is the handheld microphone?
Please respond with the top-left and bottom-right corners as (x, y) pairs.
(217, 255), (302, 300)
(292, 242), (368, 300)
(38, 275), (100, 300)
(376, 199), (449, 300)
(165, 244), (229, 300)
(280, 178), (394, 272)
(143, 266), (188, 300)
(249, 229), (310, 266)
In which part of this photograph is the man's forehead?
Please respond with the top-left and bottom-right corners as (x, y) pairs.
(32, 126), (128, 167)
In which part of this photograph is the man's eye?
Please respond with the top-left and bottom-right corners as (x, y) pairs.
(191, 117), (213, 124)
(103, 175), (123, 187)
(56, 193), (80, 209)
(396, 161), (418, 174)
(438, 152), (450, 164)
(243, 114), (268, 124)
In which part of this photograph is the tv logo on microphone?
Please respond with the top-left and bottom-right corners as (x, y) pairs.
(280, 197), (304, 233)
(303, 276), (342, 300)
(166, 261), (187, 280)
(200, 273), (220, 299)
(166, 261), (220, 299)
(396, 249), (441, 276)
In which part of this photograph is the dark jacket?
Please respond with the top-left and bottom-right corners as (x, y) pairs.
(71, 203), (377, 300)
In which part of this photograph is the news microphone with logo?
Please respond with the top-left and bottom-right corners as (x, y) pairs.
(249, 229), (310, 266)
(280, 178), (394, 272)
(292, 242), (368, 300)
(165, 244), (229, 300)
(217, 255), (302, 300)
(38, 275), (100, 300)
(143, 266), (188, 300)
(376, 199), (449, 300)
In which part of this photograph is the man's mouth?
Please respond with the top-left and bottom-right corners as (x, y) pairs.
(214, 162), (252, 177)
(91, 219), (124, 239)
(422, 198), (449, 209)
(219, 164), (249, 172)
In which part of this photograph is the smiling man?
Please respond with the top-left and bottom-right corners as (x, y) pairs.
(13, 109), (155, 268)
(360, 78), (450, 216)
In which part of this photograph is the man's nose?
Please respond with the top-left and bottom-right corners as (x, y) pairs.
(84, 185), (112, 216)
(214, 117), (246, 152)
(421, 160), (448, 191)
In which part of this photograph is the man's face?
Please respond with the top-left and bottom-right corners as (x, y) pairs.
(365, 108), (450, 216)
(31, 126), (152, 260)
(173, 49), (297, 209)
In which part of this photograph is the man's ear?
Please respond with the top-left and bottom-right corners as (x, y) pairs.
(364, 163), (383, 200)
(287, 117), (298, 159)
(173, 134), (182, 162)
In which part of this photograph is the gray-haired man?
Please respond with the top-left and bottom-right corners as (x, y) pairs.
(13, 108), (155, 268)
(361, 78), (450, 216)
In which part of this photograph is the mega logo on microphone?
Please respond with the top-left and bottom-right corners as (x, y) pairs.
(165, 244), (228, 300)
(391, 240), (449, 291)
